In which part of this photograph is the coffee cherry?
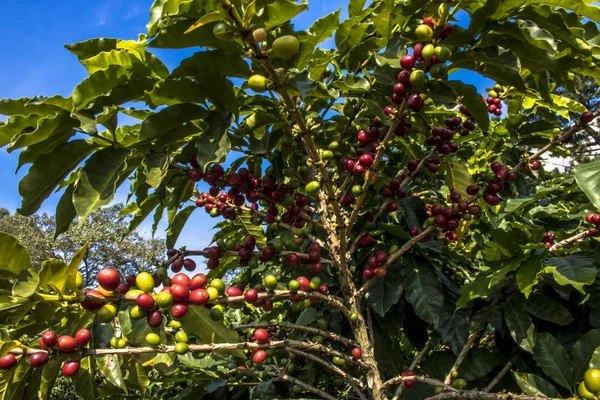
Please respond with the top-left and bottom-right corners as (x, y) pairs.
(253, 350), (267, 364)
(171, 303), (188, 319)
(75, 329), (91, 347)
(0, 354), (17, 370)
(271, 35), (300, 59)
(81, 289), (105, 311)
(146, 333), (161, 346)
(28, 352), (49, 368)
(188, 168), (203, 182)
(58, 336), (78, 353)
(397, 70), (411, 85)
(41, 331), (58, 349)
(393, 83), (407, 97)
(530, 160), (542, 170)
(407, 159), (419, 171)
(408, 93), (424, 111)
(415, 24), (434, 41)
(98, 268), (120, 291)
(402, 370), (416, 388)
(439, 23), (453, 39)
(581, 111), (595, 123)
(359, 154), (374, 167)
(183, 259), (196, 271)
(61, 359), (80, 377)
(352, 348), (362, 359)
(400, 55), (416, 70)
(147, 310), (163, 327)
(136, 293), (155, 310)
(253, 28), (267, 43)
(254, 328), (269, 344)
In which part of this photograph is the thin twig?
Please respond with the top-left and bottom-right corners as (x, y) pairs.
(231, 321), (355, 346)
(549, 230), (592, 252)
(484, 355), (518, 392)
(285, 347), (367, 398)
(267, 370), (338, 400)
(391, 338), (435, 400)
(444, 331), (482, 384)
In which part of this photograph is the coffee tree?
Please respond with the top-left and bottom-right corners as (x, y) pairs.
(2, 0), (600, 399)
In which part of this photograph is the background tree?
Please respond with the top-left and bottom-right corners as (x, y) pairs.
(0, 204), (165, 285)
(1, 1), (600, 400)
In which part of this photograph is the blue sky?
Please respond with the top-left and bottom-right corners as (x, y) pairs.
(0, 1), (489, 259)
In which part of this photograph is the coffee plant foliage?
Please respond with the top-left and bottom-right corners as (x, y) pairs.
(1, 0), (600, 399)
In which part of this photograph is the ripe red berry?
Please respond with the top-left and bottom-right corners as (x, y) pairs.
(363, 268), (375, 280)
(407, 159), (419, 172)
(225, 286), (243, 297)
(0, 354), (17, 370)
(136, 293), (155, 310)
(352, 348), (362, 360)
(253, 349), (267, 364)
(397, 70), (411, 85)
(183, 259), (196, 271)
(171, 259), (183, 272)
(147, 310), (163, 327)
(530, 160), (542, 170)
(58, 336), (78, 353)
(62, 359), (81, 377)
(28, 352), (49, 368)
(190, 273), (208, 290)
(75, 329), (91, 347)
(81, 289), (105, 311)
(400, 55), (416, 69)
(581, 111), (594, 123)
(450, 191), (461, 203)
(408, 93), (424, 111)
(393, 83), (407, 97)
(41, 331), (58, 349)
(244, 289), (258, 303)
(98, 268), (120, 291)
(171, 303), (188, 319)
(589, 228), (598, 236)
(402, 370), (416, 388)
(254, 328), (269, 344)
(592, 214), (600, 225)
(171, 284), (190, 302)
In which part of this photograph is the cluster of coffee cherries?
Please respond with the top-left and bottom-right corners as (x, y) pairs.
(363, 250), (389, 280)
(541, 232), (556, 247)
(0, 328), (91, 376)
(483, 85), (504, 117)
(578, 368), (600, 399)
(426, 191), (481, 243)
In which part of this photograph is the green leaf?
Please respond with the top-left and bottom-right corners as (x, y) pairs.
(127, 194), (161, 235)
(55, 184), (77, 238)
(446, 81), (490, 133)
(348, 0), (366, 16)
(368, 266), (403, 317)
(17, 140), (93, 216)
(172, 50), (251, 79)
(38, 259), (68, 293)
(40, 357), (63, 399)
(185, 11), (225, 34)
(180, 305), (244, 358)
(166, 206), (196, 248)
(503, 295), (536, 353)
(0, 232), (31, 277)
(295, 308), (320, 326)
(517, 252), (543, 298)
(437, 306), (469, 355)
(142, 152), (170, 188)
(66, 242), (89, 290)
(590, 346), (600, 369)
(73, 147), (131, 223)
(494, 0), (600, 24)
(11, 269), (40, 298)
(403, 257), (443, 328)
(97, 354), (127, 392)
(297, 8), (341, 68)
(533, 332), (573, 391)
(72, 65), (135, 110)
(254, 0), (308, 30)
(574, 156), (600, 209)
(461, 348), (503, 381)
(512, 372), (560, 398)
(236, 212), (266, 249)
(65, 38), (119, 60)
(73, 357), (100, 400)
(525, 293), (573, 326)
(195, 111), (231, 171)
(571, 329), (600, 382)
(3, 359), (31, 400)
(144, 79), (207, 108)
(8, 112), (75, 152)
(544, 253), (599, 293)
(445, 158), (474, 199)
(140, 103), (207, 139)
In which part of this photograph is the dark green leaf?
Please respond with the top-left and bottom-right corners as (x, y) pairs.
(403, 257), (443, 328)
(166, 206), (195, 248)
(503, 295), (536, 353)
(195, 111), (232, 171)
(575, 156), (600, 209)
(526, 293), (573, 326)
(512, 372), (560, 398)
(533, 332), (573, 391)
(571, 329), (600, 382)
(368, 265), (403, 317)
(544, 253), (599, 293)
